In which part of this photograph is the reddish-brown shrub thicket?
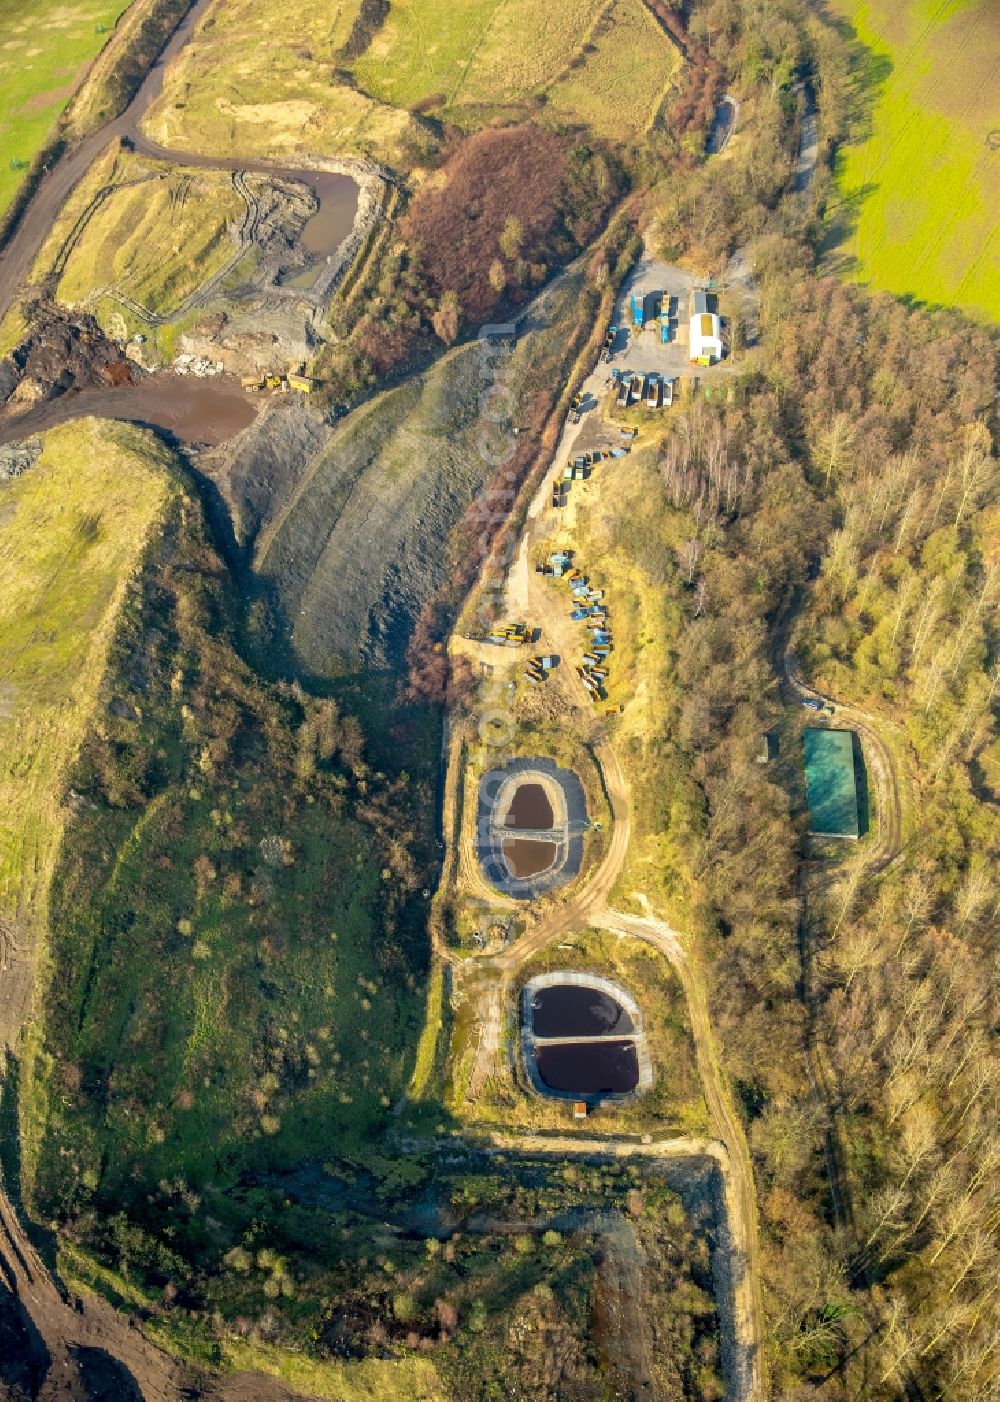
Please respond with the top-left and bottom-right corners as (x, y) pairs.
(400, 125), (569, 326)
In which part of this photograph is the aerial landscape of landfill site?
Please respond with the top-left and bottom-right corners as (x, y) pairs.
(0, 0), (996, 1397)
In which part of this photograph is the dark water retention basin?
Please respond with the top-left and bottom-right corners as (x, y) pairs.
(502, 837), (555, 878)
(536, 1040), (639, 1095)
(532, 984), (634, 1038)
(505, 782), (553, 829)
(706, 96), (736, 155)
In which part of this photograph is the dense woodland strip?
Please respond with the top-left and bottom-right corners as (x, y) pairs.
(629, 2), (999, 1391)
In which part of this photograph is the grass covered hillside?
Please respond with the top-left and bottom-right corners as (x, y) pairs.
(826, 0), (1000, 322)
(353, 0), (680, 137)
(139, 0), (418, 162)
(141, 0), (681, 163)
(8, 448), (722, 1395)
(46, 150), (245, 318)
(11, 455), (440, 1367)
(245, 260), (615, 680)
(0, 422), (177, 1042)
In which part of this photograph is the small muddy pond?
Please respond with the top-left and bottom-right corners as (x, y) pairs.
(535, 1040), (639, 1095)
(504, 782), (554, 829)
(300, 172), (359, 256)
(502, 837), (556, 878)
(280, 172), (362, 289)
(0, 374), (259, 448)
(531, 984), (634, 1039)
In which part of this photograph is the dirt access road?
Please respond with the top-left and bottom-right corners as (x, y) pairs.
(0, 0), (214, 325)
(441, 403), (766, 1402)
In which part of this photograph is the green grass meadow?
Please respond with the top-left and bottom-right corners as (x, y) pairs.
(0, 420), (175, 928)
(0, 0), (132, 217)
(352, 0), (678, 136)
(143, 0), (679, 160)
(826, 0), (1000, 322)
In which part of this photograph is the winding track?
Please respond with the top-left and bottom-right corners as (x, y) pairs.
(0, 3), (904, 1395)
(0, 0), (218, 325)
(780, 619), (910, 1252)
(443, 381), (911, 1400)
(439, 410), (766, 1402)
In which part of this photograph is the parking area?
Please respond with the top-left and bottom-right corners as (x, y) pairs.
(607, 254), (697, 381)
(602, 242), (751, 386)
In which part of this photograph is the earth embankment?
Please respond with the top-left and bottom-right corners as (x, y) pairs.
(206, 267), (589, 679)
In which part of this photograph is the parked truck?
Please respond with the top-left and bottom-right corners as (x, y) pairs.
(616, 373), (632, 409)
(487, 622), (528, 646)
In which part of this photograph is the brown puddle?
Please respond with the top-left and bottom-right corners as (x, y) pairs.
(0, 375), (259, 448)
(299, 172), (360, 256)
(535, 1041), (639, 1094)
(502, 837), (556, 878)
(504, 782), (553, 829)
(531, 985), (634, 1038)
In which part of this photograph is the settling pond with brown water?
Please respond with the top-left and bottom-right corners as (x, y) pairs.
(502, 838), (556, 878)
(0, 376), (259, 448)
(504, 782), (554, 830)
(500, 781), (558, 877)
